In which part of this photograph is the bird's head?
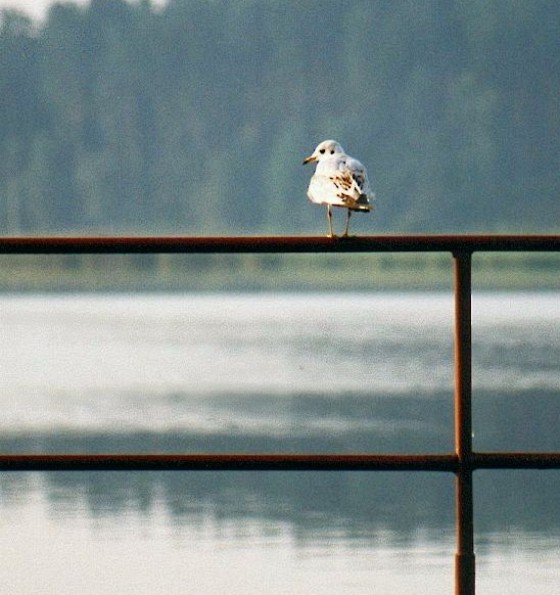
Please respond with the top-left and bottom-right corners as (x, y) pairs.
(303, 140), (345, 165)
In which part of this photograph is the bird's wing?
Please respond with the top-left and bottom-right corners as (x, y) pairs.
(344, 157), (374, 198)
(329, 157), (373, 211)
(308, 154), (373, 211)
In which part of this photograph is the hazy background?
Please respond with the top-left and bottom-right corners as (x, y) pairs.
(1, 0), (559, 236)
(0, 6), (559, 592)
(0, 0), (167, 22)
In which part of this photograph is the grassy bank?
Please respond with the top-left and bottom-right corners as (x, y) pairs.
(0, 252), (558, 292)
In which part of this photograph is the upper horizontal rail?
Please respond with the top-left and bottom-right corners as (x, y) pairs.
(0, 235), (558, 254)
(1, 452), (559, 472)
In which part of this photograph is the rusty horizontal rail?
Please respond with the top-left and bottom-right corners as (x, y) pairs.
(0, 452), (559, 472)
(0, 454), (456, 472)
(0, 234), (559, 254)
(473, 452), (560, 469)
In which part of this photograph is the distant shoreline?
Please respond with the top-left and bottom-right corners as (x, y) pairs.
(0, 253), (558, 292)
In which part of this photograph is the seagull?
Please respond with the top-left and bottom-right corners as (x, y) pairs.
(303, 140), (374, 237)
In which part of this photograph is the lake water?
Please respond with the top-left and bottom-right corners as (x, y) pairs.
(0, 292), (558, 594)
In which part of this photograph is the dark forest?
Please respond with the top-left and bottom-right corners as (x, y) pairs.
(1, 0), (559, 235)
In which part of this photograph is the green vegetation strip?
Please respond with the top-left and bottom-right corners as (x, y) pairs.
(0, 253), (557, 292)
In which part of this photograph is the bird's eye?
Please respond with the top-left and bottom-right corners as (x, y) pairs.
(319, 149), (325, 154)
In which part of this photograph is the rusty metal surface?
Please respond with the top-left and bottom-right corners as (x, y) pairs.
(453, 253), (475, 595)
(473, 452), (560, 469)
(0, 453), (458, 472)
(0, 234), (558, 254)
(454, 253), (473, 461)
(0, 452), (559, 472)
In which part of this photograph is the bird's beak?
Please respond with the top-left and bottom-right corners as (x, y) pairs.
(303, 155), (317, 165)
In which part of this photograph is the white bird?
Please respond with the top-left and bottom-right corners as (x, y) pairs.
(303, 140), (374, 237)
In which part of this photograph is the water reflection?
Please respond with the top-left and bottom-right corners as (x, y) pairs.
(1, 425), (559, 537)
(0, 292), (558, 593)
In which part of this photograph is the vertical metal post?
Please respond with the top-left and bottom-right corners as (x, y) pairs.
(453, 251), (475, 595)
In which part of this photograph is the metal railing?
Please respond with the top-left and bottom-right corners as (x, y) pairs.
(1, 234), (559, 595)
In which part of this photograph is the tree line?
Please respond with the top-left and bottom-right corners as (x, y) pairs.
(1, 0), (559, 235)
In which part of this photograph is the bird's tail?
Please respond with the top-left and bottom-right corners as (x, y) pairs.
(345, 192), (372, 212)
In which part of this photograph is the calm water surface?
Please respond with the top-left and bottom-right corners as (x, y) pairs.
(0, 292), (558, 594)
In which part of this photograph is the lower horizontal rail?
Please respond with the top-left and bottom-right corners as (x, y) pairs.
(0, 452), (559, 472)
(0, 454), (456, 472)
(474, 452), (560, 469)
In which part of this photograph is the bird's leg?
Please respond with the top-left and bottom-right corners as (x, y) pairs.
(343, 209), (352, 237)
(326, 204), (335, 238)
